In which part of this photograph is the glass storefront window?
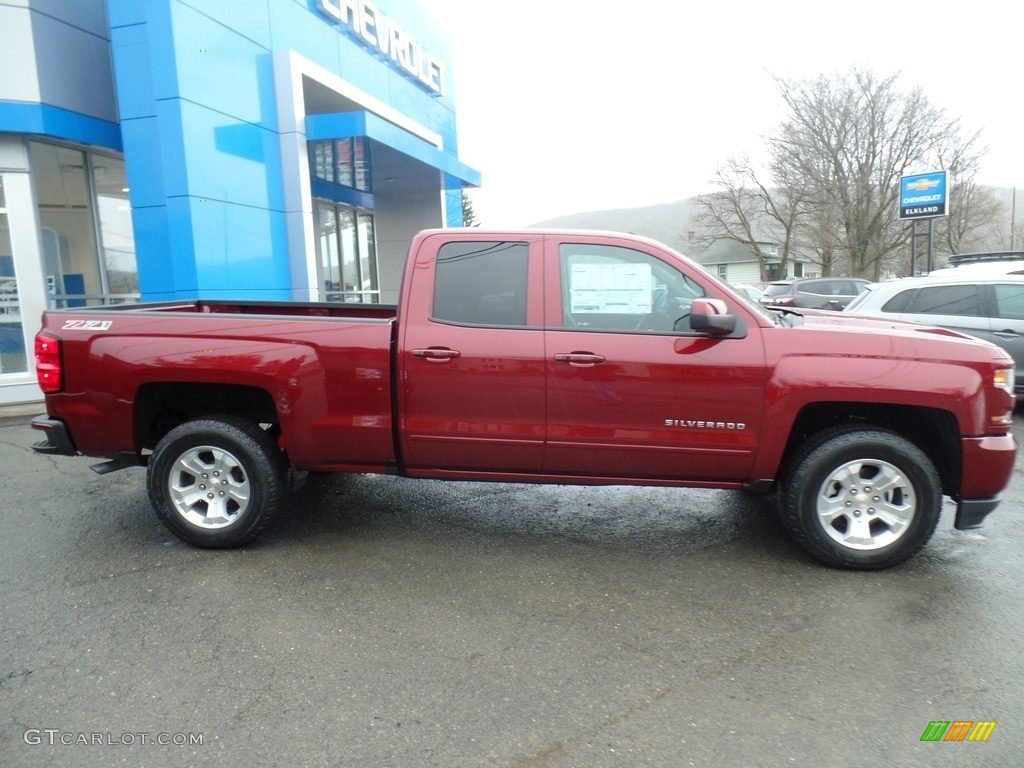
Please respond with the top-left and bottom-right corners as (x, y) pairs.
(338, 208), (357, 296)
(309, 138), (371, 193)
(336, 140), (353, 188)
(93, 156), (137, 298)
(0, 178), (27, 375)
(29, 141), (138, 307)
(314, 200), (379, 303)
(357, 213), (377, 293)
(317, 204), (340, 293)
(314, 141), (334, 184)
(353, 139), (369, 192)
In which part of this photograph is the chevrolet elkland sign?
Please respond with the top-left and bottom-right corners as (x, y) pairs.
(899, 171), (949, 220)
(318, 0), (447, 95)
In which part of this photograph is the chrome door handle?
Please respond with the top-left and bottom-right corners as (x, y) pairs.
(553, 352), (606, 367)
(411, 347), (462, 362)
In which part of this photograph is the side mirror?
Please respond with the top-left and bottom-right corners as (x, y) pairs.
(687, 298), (736, 335)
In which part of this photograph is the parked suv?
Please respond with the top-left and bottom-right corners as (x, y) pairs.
(929, 251), (1024, 277)
(844, 274), (1024, 399)
(760, 277), (870, 311)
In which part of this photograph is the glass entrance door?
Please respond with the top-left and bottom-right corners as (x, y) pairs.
(0, 177), (27, 375)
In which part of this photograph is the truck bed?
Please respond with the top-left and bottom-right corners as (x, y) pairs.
(37, 300), (399, 472)
(74, 300), (399, 321)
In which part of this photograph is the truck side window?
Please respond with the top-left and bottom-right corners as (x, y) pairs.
(433, 241), (529, 326)
(559, 243), (703, 333)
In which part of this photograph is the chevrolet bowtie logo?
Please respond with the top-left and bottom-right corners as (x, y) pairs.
(907, 177), (942, 192)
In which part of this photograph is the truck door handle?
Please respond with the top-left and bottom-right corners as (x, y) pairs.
(554, 352), (606, 367)
(411, 347), (462, 362)
(994, 330), (1020, 340)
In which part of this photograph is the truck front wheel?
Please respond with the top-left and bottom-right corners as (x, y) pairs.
(147, 416), (287, 547)
(780, 427), (941, 570)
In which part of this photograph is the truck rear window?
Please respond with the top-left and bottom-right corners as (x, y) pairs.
(433, 241), (528, 326)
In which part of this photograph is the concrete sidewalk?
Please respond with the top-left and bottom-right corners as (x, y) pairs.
(0, 402), (43, 425)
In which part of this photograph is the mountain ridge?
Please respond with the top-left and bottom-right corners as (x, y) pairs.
(527, 198), (697, 255)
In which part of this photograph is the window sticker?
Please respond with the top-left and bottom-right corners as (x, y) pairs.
(569, 263), (652, 314)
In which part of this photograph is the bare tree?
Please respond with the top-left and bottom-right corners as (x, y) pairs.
(692, 158), (801, 281)
(770, 70), (965, 279)
(931, 142), (1004, 256)
(693, 68), (1001, 280)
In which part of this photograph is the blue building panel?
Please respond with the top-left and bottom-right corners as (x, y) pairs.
(105, 0), (147, 28)
(109, 0), (181, 101)
(178, 100), (285, 211)
(101, 0), (479, 302)
(131, 205), (194, 299)
(174, 0), (274, 50)
(186, 198), (291, 299)
(108, 23), (158, 119)
(334, 29), (392, 99)
(151, 98), (189, 197)
(0, 102), (122, 152)
(167, 2), (276, 128)
(267, 0), (347, 76)
(118, 116), (170, 208)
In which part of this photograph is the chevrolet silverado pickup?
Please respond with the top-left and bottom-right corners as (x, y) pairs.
(30, 229), (1018, 569)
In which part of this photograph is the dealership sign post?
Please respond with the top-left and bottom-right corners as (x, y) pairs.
(900, 171), (949, 274)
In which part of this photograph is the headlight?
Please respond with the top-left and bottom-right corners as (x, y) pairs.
(994, 368), (1015, 398)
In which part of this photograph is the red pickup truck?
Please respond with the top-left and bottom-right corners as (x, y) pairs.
(30, 229), (1018, 569)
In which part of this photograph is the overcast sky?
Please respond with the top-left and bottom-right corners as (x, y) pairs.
(421, 0), (1024, 227)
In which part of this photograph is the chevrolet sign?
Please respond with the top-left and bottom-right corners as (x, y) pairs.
(318, 0), (447, 95)
(899, 171), (948, 220)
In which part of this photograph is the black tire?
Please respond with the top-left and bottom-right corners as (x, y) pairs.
(779, 426), (941, 570)
(147, 416), (287, 548)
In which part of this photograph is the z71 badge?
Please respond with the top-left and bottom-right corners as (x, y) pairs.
(62, 320), (113, 331)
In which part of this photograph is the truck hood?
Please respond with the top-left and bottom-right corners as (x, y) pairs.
(788, 308), (1013, 364)
(799, 308), (963, 335)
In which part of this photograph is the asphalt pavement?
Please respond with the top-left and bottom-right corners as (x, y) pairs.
(1, 406), (1022, 767)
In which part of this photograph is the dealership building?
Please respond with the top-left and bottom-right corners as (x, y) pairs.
(0, 0), (480, 404)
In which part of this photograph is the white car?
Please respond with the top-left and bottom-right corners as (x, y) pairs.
(844, 273), (1024, 399)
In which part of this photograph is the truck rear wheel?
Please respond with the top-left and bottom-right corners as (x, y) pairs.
(780, 427), (941, 570)
(147, 416), (287, 547)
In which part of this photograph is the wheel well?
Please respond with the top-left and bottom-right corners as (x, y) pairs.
(784, 403), (961, 496)
(134, 383), (279, 452)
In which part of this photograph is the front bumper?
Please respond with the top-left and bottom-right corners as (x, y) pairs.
(954, 496), (1001, 530)
(30, 415), (78, 457)
(954, 432), (1017, 530)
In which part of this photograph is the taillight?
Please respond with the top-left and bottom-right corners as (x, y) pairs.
(35, 334), (62, 394)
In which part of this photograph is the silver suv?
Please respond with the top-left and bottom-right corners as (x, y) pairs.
(844, 274), (1024, 398)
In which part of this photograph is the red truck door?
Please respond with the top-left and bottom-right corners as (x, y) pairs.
(542, 235), (767, 482)
(397, 234), (547, 474)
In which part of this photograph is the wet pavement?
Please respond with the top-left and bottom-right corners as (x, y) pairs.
(2, 410), (1022, 766)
